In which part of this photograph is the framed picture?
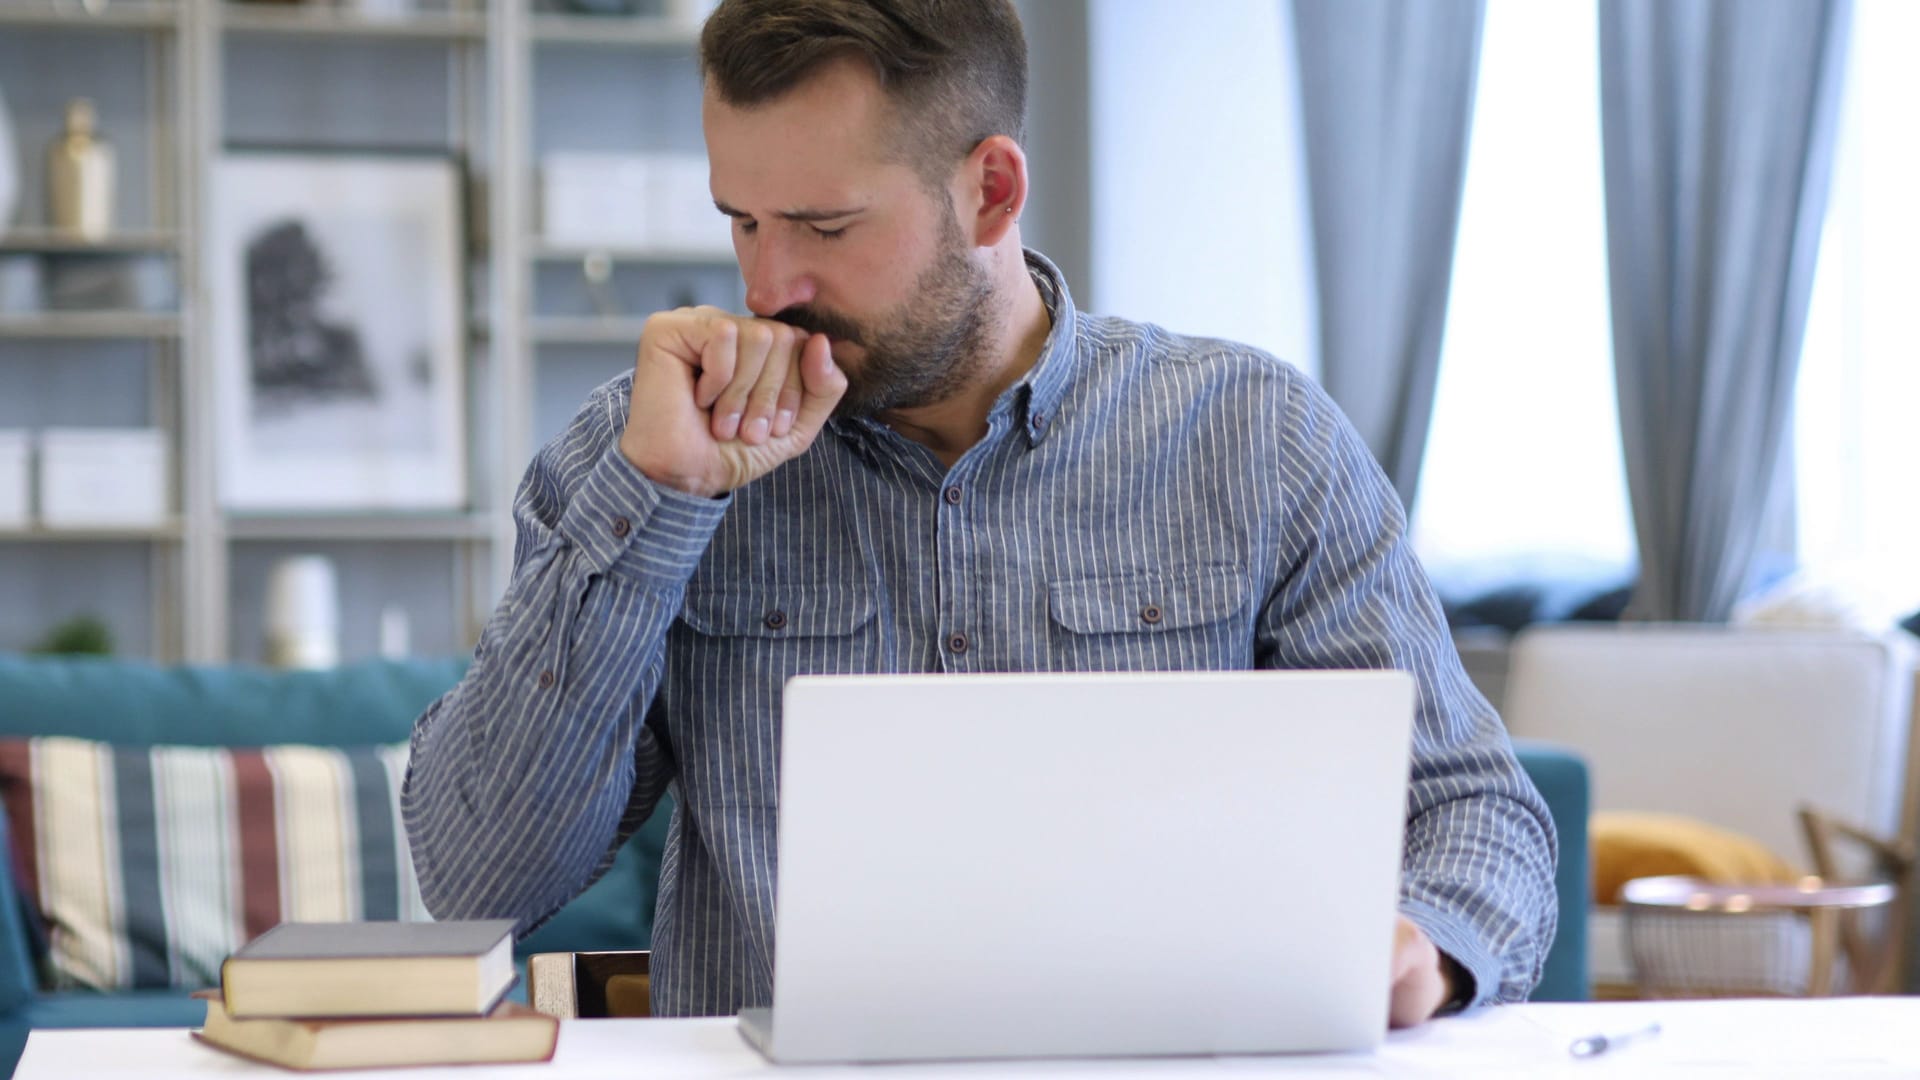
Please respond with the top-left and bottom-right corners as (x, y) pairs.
(212, 150), (467, 512)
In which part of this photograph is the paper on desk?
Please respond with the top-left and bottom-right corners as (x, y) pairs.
(1209, 1000), (1920, 1079)
(1511, 999), (1920, 1078)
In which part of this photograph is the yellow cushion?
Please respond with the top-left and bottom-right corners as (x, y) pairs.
(1591, 811), (1801, 905)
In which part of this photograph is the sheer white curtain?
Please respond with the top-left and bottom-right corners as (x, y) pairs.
(1410, 0), (1634, 586)
(1791, 0), (1920, 627)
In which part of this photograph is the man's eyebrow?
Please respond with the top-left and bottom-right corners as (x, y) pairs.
(713, 200), (863, 223)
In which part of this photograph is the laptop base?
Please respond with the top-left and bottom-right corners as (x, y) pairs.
(737, 1007), (775, 1059)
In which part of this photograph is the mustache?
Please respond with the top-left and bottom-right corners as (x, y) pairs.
(770, 305), (863, 346)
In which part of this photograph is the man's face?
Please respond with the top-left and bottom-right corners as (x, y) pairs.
(703, 57), (994, 417)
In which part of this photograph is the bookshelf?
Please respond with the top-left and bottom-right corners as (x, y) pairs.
(0, 0), (734, 662)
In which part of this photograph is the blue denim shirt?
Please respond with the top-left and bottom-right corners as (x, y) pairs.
(403, 251), (1557, 1016)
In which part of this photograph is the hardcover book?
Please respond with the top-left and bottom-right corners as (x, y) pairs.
(195, 994), (559, 1071)
(219, 919), (518, 1019)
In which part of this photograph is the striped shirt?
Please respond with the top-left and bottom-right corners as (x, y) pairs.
(402, 251), (1557, 1015)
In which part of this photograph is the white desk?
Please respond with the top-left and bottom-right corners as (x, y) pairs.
(18, 999), (1920, 1079)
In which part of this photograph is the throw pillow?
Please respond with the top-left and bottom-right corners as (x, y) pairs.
(0, 736), (429, 991)
(1591, 810), (1802, 905)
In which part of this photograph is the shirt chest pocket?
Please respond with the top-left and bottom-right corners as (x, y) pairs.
(1046, 564), (1253, 671)
(670, 585), (877, 811)
(679, 582), (880, 667)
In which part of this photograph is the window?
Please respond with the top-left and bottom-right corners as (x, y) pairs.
(1410, 0), (1635, 589)
(1791, 0), (1920, 626)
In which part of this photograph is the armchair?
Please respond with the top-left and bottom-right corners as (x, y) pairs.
(1500, 623), (1920, 996)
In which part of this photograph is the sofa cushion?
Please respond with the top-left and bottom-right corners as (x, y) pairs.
(21, 987), (207, 1029)
(0, 655), (468, 748)
(0, 736), (426, 991)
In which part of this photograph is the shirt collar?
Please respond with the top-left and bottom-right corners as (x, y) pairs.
(826, 247), (1080, 452)
(1005, 248), (1077, 448)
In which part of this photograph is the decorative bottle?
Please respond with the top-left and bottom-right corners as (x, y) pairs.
(48, 98), (114, 240)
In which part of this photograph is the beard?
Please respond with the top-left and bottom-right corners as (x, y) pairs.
(771, 213), (995, 419)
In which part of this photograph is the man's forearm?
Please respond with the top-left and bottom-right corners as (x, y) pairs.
(1399, 782), (1559, 1007)
(402, 441), (726, 931)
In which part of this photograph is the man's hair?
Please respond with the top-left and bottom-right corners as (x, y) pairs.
(699, 0), (1028, 185)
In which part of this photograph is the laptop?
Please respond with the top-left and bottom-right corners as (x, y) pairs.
(738, 670), (1416, 1064)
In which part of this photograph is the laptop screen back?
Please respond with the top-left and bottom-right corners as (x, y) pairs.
(762, 670), (1415, 1063)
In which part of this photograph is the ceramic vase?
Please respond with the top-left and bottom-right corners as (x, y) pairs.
(265, 555), (342, 669)
(48, 98), (114, 240)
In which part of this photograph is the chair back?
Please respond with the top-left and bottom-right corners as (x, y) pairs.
(1502, 624), (1915, 869)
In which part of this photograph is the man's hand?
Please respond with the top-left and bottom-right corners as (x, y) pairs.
(1388, 916), (1457, 1029)
(619, 307), (849, 498)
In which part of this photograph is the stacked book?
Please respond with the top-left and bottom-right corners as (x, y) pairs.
(195, 919), (559, 1071)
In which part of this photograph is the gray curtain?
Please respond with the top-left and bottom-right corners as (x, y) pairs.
(1600, 0), (1852, 621)
(1290, 0), (1486, 510)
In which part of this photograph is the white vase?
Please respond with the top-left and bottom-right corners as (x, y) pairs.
(0, 88), (20, 231)
(48, 98), (114, 239)
(264, 555), (342, 669)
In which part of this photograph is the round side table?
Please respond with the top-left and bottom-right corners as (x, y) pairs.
(1621, 875), (1896, 997)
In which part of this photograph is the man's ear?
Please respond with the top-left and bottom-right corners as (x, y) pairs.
(956, 135), (1028, 248)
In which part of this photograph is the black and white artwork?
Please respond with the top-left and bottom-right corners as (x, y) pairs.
(213, 153), (465, 511)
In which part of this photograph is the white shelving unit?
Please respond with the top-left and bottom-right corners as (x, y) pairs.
(0, 312), (184, 338)
(530, 239), (734, 267)
(0, 520), (186, 542)
(0, 0), (727, 662)
(0, 1), (179, 33)
(0, 0), (190, 658)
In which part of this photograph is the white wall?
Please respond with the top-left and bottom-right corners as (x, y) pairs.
(1085, 0), (1317, 374)
(1013, 0), (1093, 304)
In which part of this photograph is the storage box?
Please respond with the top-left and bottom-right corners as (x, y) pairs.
(0, 431), (29, 527)
(541, 153), (652, 247)
(38, 427), (169, 527)
(648, 153), (733, 254)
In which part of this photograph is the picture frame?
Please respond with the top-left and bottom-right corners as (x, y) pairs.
(211, 149), (467, 512)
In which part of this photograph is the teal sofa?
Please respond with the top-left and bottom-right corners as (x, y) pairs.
(0, 654), (670, 1075)
(0, 654), (1590, 1075)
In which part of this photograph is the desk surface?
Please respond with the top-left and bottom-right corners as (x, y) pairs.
(20, 999), (1920, 1079)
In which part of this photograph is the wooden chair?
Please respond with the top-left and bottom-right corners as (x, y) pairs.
(527, 951), (652, 1019)
(1800, 804), (1918, 994)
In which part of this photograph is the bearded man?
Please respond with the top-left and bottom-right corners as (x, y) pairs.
(403, 0), (1557, 1031)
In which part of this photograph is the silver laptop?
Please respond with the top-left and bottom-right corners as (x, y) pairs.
(738, 670), (1415, 1064)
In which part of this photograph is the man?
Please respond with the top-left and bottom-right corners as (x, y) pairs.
(403, 0), (1556, 1030)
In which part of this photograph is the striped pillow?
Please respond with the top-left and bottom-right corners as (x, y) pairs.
(0, 736), (429, 991)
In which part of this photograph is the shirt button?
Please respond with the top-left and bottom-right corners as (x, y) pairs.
(1141, 604), (1163, 626)
(1032, 413), (1048, 431)
(611, 516), (632, 538)
(764, 609), (789, 631)
(946, 632), (970, 655)
(942, 485), (963, 505)
(537, 669), (556, 689)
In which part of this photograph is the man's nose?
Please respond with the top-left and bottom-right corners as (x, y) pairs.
(743, 233), (817, 318)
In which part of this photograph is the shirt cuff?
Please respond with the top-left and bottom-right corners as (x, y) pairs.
(557, 444), (731, 587)
(1398, 897), (1498, 1012)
